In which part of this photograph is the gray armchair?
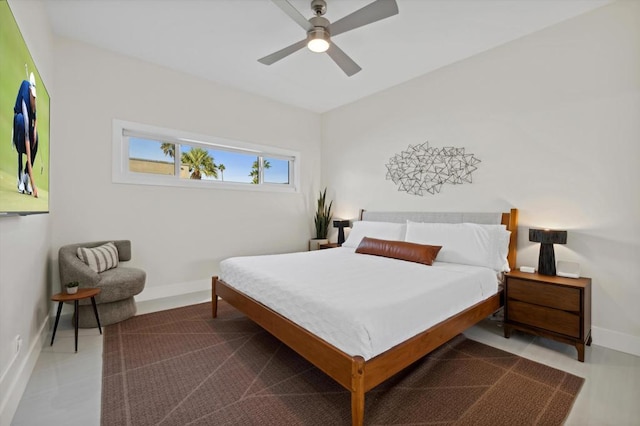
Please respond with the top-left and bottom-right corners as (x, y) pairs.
(58, 240), (145, 328)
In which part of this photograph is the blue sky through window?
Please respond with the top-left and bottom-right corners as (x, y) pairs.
(129, 137), (289, 184)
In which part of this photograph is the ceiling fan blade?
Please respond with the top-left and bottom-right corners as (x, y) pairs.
(326, 43), (362, 77)
(330, 0), (399, 37)
(258, 39), (307, 65)
(271, 0), (313, 31)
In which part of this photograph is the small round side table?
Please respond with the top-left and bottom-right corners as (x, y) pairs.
(51, 288), (102, 352)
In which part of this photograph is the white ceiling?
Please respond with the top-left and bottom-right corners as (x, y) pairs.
(44, 0), (611, 113)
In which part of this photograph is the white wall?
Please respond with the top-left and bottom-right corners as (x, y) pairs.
(322, 1), (640, 354)
(0, 2), (54, 424)
(51, 38), (322, 300)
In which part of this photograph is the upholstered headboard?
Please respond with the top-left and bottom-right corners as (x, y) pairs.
(359, 209), (519, 269)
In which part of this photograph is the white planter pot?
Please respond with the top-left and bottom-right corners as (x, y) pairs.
(66, 286), (78, 295)
(309, 238), (329, 251)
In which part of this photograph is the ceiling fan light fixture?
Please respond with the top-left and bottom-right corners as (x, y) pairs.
(307, 28), (330, 53)
(259, 0), (399, 76)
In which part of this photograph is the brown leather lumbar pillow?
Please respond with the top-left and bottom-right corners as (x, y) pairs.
(355, 237), (442, 265)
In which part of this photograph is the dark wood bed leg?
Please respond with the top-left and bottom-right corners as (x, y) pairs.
(351, 356), (365, 426)
(212, 276), (218, 318)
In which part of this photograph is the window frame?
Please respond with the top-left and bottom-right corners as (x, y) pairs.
(112, 119), (300, 193)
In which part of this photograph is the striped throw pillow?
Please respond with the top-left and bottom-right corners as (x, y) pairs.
(77, 242), (119, 273)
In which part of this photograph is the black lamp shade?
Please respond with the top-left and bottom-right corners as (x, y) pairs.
(529, 228), (567, 276)
(333, 220), (350, 245)
(529, 229), (567, 245)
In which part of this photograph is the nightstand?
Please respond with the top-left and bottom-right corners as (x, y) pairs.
(503, 270), (592, 362)
(319, 243), (340, 249)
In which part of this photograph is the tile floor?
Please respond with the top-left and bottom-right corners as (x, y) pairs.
(11, 292), (640, 425)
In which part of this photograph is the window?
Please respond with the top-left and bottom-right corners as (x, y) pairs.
(113, 120), (299, 192)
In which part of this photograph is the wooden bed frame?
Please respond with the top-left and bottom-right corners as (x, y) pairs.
(212, 208), (518, 425)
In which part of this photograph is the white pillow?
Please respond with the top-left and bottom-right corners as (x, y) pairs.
(405, 221), (511, 272)
(342, 221), (406, 248)
(77, 242), (119, 273)
(479, 224), (511, 272)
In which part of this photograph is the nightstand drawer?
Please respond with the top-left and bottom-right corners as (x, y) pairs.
(509, 300), (580, 338)
(508, 278), (580, 312)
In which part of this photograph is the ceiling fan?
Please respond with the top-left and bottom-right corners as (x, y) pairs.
(258, 0), (399, 76)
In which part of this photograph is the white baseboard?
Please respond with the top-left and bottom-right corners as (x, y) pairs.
(135, 278), (211, 302)
(592, 326), (640, 357)
(0, 315), (49, 426)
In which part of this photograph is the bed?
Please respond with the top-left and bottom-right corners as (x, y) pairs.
(212, 208), (518, 425)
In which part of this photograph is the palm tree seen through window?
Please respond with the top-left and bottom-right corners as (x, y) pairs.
(181, 147), (218, 180)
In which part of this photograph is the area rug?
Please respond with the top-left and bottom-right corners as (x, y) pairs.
(101, 301), (584, 426)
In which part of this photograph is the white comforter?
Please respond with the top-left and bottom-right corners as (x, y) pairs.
(220, 247), (499, 360)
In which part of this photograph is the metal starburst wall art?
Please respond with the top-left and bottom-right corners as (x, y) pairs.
(385, 142), (481, 196)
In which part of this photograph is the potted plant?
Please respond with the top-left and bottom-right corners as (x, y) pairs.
(310, 188), (333, 250)
(65, 281), (79, 295)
